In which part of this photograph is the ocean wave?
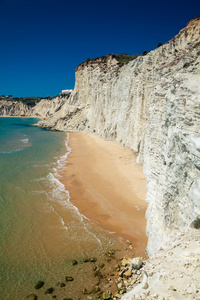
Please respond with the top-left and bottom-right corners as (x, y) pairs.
(47, 172), (102, 244)
(0, 148), (24, 154)
(55, 133), (71, 173)
(21, 138), (29, 143)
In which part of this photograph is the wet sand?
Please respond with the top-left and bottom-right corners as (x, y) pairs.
(61, 132), (147, 257)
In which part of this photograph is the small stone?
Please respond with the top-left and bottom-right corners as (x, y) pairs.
(94, 270), (103, 279)
(45, 287), (54, 294)
(98, 262), (105, 268)
(103, 277), (109, 283)
(119, 269), (126, 277)
(126, 240), (132, 245)
(60, 282), (66, 287)
(115, 264), (120, 271)
(131, 257), (142, 270)
(106, 258), (111, 263)
(91, 285), (101, 293)
(83, 258), (90, 262)
(82, 288), (91, 294)
(102, 291), (112, 299)
(65, 276), (74, 282)
(121, 258), (132, 267)
(143, 282), (149, 289)
(108, 250), (116, 255)
(26, 295), (37, 300)
(117, 282), (123, 289)
(34, 281), (45, 289)
(123, 270), (132, 279)
(90, 257), (97, 262)
(72, 259), (78, 265)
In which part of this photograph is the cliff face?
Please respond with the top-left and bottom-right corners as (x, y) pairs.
(0, 100), (30, 116)
(0, 97), (67, 119)
(38, 17), (200, 255)
(1, 18), (200, 256)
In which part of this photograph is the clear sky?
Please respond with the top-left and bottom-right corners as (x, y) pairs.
(0, 0), (199, 97)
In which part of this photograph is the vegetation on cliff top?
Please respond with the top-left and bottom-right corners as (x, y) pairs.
(76, 53), (143, 69)
(0, 94), (70, 107)
(0, 96), (46, 106)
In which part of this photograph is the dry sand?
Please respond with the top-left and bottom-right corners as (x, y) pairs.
(61, 132), (147, 257)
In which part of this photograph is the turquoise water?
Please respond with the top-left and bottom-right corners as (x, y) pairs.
(0, 117), (120, 299)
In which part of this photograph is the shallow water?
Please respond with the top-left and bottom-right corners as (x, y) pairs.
(0, 117), (125, 299)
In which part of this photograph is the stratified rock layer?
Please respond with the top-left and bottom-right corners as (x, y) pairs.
(0, 100), (30, 116)
(1, 17), (200, 256)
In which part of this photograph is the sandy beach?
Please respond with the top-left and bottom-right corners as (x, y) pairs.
(61, 132), (147, 257)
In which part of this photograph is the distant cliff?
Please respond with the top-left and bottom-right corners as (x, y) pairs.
(0, 100), (30, 116)
(0, 96), (67, 119)
(1, 17), (200, 257)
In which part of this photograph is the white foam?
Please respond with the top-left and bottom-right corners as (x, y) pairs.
(0, 148), (24, 154)
(45, 135), (102, 245)
(55, 134), (71, 173)
(21, 138), (29, 144)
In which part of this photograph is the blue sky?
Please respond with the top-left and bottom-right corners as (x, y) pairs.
(0, 0), (199, 97)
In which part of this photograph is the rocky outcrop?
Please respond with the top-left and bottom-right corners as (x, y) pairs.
(0, 96), (67, 119)
(0, 100), (30, 116)
(37, 17), (200, 256)
(29, 96), (66, 119)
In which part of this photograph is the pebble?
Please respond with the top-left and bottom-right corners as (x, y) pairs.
(98, 262), (105, 268)
(90, 257), (97, 262)
(60, 282), (66, 287)
(126, 240), (132, 245)
(65, 276), (74, 282)
(102, 291), (112, 299)
(34, 281), (45, 289)
(123, 270), (132, 279)
(45, 287), (54, 294)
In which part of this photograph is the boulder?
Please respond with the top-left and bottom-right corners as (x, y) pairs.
(131, 257), (142, 270)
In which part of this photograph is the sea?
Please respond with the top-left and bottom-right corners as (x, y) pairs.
(0, 117), (123, 299)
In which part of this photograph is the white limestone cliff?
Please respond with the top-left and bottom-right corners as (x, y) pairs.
(1, 17), (200, 257)
(0, 100), (30, 116)
(37, 17), (200, 256)
(0, 96), (67, 119)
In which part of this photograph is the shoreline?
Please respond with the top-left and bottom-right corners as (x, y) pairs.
(60, 132), (147, 257)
